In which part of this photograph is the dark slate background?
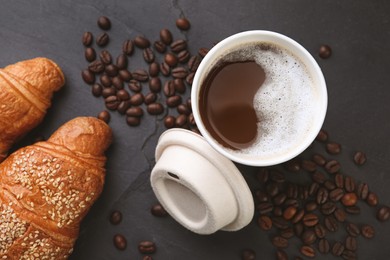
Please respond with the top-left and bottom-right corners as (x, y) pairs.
(1, 0), (390, 259)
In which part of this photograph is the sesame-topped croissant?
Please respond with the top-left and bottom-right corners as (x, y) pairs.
(0, 117), (112, 259)
(0, 57), (65, 162)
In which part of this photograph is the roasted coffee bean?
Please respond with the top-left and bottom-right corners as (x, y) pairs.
(165, 53), (178, 67)
(241, 249), (256, 260)
(147, 103), (164, 115)
(258, 202), (273, 215)
(188, 55), (201, 72)
(316, 187), (328, 205)
(344, 176), (356, 192)
(330, 188), (344, 201)
(335, 174), (344, 188)
(300, 245), (315, 258)
(117, 89), (130, 101)
(113, 234), (127, 250)
(302, 230), (316, 245)
(134, 36), (150, 49)
(276, 250), (288, 260)
(177, 104), (191, 115)
(266, 182), (279, 197)
(130, 93), (144, 106)
(92, 83), (103, 97)
(309, 183), (319, 197)
(154, 40), (167, 53)
(257, 215), (272, 231)
(283, 206), (297, 220)
(132, 69), (148, 82)
(314, 223), (327, 238)
(128, 80), (142, 93)
(126, 116), (140, 126)
(318, 239), (330, 254)
(89, 60), (105, 73)
(272, 236), (288, 248)
(176, 17), (191, 30)
(285, 199), (299, 208)
(341, 250), (356, 260)
(316, 129), (328, 142)
(326, 142), (341, 155)
(331, 242), (344, 256)
(346, 223), (360, 237)
(345, 236), (357, 251)
(303, 213), (319, 227)
(151, 204), (168, 217)
(85, 47), (96, 62)
(116, 54), (128, 69)
(110, 210), (122, 225)
(321, 202), (336, 215)
(255, 190), (269, 202)
(105, 95), (120, 110)
(148, 62), (160, 77)
(170, 39), (187, 53)
(173, 78), (186, 94)
(357, 182), (369, 200)
(377, 206), (390, 221)
(294, 223), (304, 237)
(270, 170), (285, 183)
(345, 206), (360, 215)
(82, 31), (93, 46)
(164, 116), (176, 128)
(301, 160), (317, 172)
(175, 114), (187, 127)
(188, 113), (195, 126)
(160, 29), (173, 45)
(312, 154), (326, 166)
(366, 192), (378, 206)
(305, 202), (317, 212)
(143, 48), (155, 63)
(172, 67), (188, 79)
(144, 92), (157, 105)
(360, 224), (375, 238)
(102, 87), (116, 98)
(273, 193), (287, 206)
(178, 50), (190, 63)
(285, 160), (301, 172)
(198, 47), (209, 58)
(143, 256), (152, 260)
(163, 80), (175, 97)
(105, 64), (119, 77)
(325, 160), (340, 174)
(118, 69), (132, 82)
(122, 40), (134, 56)
(138, 241), (156, 254)
(324, 216), (338, 232)
(291, 209), (305, 224)
(160, 62), (170, 76)
(324, 180), (336, 190)
(333, 208), (347, 222)
(166, 95), (182, 108)
(319, 45), (332, 59)
(273, 217), (289, 230)
(280, 227), (294, 239)
(147, 77), (160, 93)
(341, 193), (358, 206)
(256, 168), (269, 183)
(286, 183), (298, 198)
(112, 76), (124, 89)
(117, 101), (130, 114)
(312, 171), (326, 184)
(100, 50), (112, 64)
(353, 151), (366, 165)
(96, 32), (109, 47)
(82, 69), (95, 84)
(97, 16), (111, 30)
(299, 186), (309, 200)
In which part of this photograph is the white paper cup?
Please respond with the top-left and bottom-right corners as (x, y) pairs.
(191, 30), (328, 166)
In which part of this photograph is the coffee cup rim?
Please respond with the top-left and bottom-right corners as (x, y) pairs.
(191, 30), (328, 166)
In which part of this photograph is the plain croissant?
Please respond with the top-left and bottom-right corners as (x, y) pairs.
(0, 57), (65, 162)
(0, 117), (112, 259)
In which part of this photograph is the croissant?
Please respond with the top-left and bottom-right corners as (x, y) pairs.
(0, 57), (65, 162)
(0, 117), (112, 259)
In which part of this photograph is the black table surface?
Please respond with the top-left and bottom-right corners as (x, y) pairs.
(1, 0), (390, 259)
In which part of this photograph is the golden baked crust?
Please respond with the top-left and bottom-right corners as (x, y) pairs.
(0, 57), (65, 162)
(0, 117), (112, 259)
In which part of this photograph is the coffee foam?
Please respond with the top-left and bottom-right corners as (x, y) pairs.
(211, 42), (320, 159)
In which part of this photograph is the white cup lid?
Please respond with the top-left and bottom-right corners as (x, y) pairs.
(150, 129), (254, 234)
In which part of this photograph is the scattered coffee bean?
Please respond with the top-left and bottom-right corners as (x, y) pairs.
(318, 238), (330, 254)
(105, 95), (120, 110)
(327, 142), (341, 154)
(165, 53), (178, 67)
(353, 151), (366, 165)
(276, 249), (288, 260)
(160, 29), (173, 45)
(198, 47), (209, 57)
(305, 202), (317, 212)
(345, 236), (357, 251)
(266, 182), (279, 197)
(82, 69), (95, 84)
(186, 72), (195, 85)
(241, 249), (256, 260)
(166, 95), (182, 107)
(82, 31), (93, 46)
(325, 160), (340, 174)
(97, 16), (111, 30)
(96, 32), (109, 47)
(163, 80), (175, 97)
(143, 256), (153, 260)
(270, 171), (285, 183)
(309, 183), (319, 197)
(176, 17), (191, 30)
(316, 129), (328, 142)
(314, 223), (327, 238)
(280, 228), (294, 239)
(122, 40), (134, 55)
(283, 206), (297, 220)
(377, 206), (390, 221)
(272, 217), (289, 230)
(357, 182), (369, 200)
(335, 174), (344, 188)
(272, 236), (289, 248)
(138, 241), (156, 254)
(285, 199), (299, 208)
(324, 180), (336, 190)
(113, 234), (127, 250)
(188, 113), (195, 126)
(117, 101), (130, 114)
(112, 77), (123, 89)
(329, 188), (344, 202)
(341, 193), (358, 206)
(102, 86), (116, 98)
(100, 50), (112, 64)
(332, 241), (344, 256)
(301, 160), (317, 172)
(319, 45), (332, 59)
(291, 209), (305, 224)
(366, 192), (378, 206)
(132, 69), (149, 82)
(300, 245), (315, 258)
(91, 83), (103, 97)
(147, 103), (164, 115)
(128, 80), (142, 93)
(273, 193), (287, 206)
(85, 47), (96, 62)
(164, 116), (176, 129)
(105, 64), (119, 77)
(173, 78), (186, 94)
(344, 176), (356, 192)
(177, 104), (191, 115)
(316, 187), (328, 204)
(110, 210), (122, 225)
(312, 154), (326, 166)
(321, 201), (336, 215)
(134, 35), (151, 48)
(130, 93), (144, 106)
(175, 114), (187, 127)
(302, 230), (316, 245)
(143, 48), (155, 63)
(188, 55), (201, 72)
(154, 40), (167, 53)
(345, 206), (360, 215)
(149, 62), (160, 77)
(333, 208), (347, 222)
(294, 223), (304, 237)
(341, 250), (356, 260)
(151, 204), (168, 217)
(178, 50), (190, 63)
(126, 116), (141, 126)
(324, 216), (338, 232)
(97, 110), (110, 123)
(285, 160), (301, 172)
(126, 107), (143, 117)
(160, 62), (170, 76)
(172, 67), (188, 79)
(144, 92), (157, 105)
(256, 168), (269, 184)
(116, 54), (128, 69)
(88, 60), (105, 73)
(170, 39), (187, 53)
(149, 77), (162, 93)
(312, 171), (326, 184)
(346, 223), (360, 237)
(258, 202), (273, 215)
(361, 224), (375, 239)
(303, 213), (319, 227)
